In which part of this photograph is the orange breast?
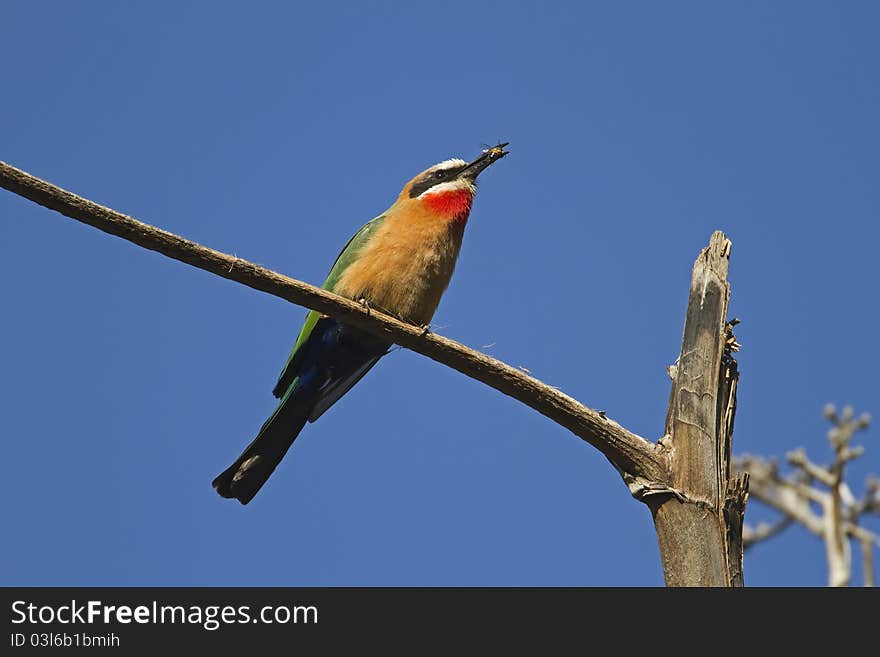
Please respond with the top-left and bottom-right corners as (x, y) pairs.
(334, 205), (466, 325)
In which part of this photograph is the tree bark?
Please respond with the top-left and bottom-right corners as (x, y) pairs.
(649, 232), (748, 586)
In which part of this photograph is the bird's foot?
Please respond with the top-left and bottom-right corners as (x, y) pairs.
(358, 297), (372, 316)
(418, 323), (431, 337)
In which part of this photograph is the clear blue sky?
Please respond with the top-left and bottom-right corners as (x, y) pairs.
(2, 2), (878, 586)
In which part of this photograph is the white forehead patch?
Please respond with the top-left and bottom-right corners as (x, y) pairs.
(429, 158), (467, 171)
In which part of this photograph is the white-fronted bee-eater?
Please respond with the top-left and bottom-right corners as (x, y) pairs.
(213, 144), (509, 503)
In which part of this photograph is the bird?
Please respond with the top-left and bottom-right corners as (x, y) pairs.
(213, 143), (509, 504)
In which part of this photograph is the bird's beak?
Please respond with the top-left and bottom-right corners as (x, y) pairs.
(457, 142), (510, 180)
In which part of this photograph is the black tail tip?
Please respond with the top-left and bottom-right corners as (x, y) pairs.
(212, 470), (256, 505)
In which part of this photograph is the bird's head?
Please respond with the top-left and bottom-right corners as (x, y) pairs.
(396, 143), (509, 223)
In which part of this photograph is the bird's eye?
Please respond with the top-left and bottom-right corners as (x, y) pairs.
(434, 170), (447, 180)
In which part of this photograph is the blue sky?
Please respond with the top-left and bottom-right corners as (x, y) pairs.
(2, 2), (878, 586)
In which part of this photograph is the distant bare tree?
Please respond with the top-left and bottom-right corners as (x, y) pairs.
(735, 405), (878, 586)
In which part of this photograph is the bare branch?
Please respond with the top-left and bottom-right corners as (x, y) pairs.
(734, 455), (825, 535)
(861, 538), (875, 588)
(742, 516), (795, 549)
(855, 476), (880, 517)
(824, 495), (852, 587)
(847, 525), (880, 548)
(0, 160), (668, 485)
(735, 405), (876, 586)
(824, 403), (871, 586)
(786, 449), (835, 487)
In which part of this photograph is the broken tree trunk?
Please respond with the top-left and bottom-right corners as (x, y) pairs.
(648, 232), (748, 586)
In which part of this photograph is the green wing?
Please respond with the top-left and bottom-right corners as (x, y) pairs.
(271, 214), (386, 398)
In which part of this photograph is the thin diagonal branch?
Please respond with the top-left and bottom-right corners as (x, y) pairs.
(786, 449), (835, 487)
(742, 516), (795, 549)
(734, 455), (825, 535)
(0, 160), (667, 484)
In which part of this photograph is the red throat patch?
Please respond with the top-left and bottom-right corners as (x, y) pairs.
(423, 188), (473, 223)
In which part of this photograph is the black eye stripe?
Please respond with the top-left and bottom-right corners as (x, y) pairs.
(409, 166), (462, 198)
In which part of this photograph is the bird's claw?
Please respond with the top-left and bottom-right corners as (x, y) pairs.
(418, 323), (431, 337)
(358, 298), (372, 316)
